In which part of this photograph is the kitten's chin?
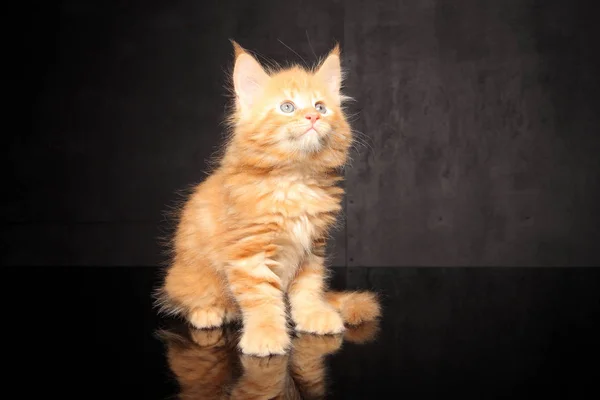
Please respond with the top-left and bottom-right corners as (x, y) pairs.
(294, 130), (323, 154)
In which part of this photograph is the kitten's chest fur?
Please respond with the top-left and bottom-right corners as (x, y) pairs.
(269, 175), (337, 243)
(258, 174), (341, 282)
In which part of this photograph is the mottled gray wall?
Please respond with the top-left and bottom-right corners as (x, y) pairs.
(343, 0), (600, 266)
(4, 0), (599, 266)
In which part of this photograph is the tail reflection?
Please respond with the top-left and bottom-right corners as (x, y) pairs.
(158, 321), (379, 399)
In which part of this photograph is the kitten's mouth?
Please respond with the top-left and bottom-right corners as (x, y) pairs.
(303, 128), (319, 136)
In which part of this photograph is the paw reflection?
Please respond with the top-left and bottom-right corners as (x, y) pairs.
(158, 325), (238, 399)
(158, 320), (379, 399)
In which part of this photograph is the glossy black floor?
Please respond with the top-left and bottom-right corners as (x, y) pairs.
(9, 266), (600, 399)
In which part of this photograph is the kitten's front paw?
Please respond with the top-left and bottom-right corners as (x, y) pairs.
(239, 325), (290, 357)
(293, 306), (345, 335)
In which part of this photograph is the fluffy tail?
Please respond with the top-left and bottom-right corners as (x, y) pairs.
(325, 291), (381, 326)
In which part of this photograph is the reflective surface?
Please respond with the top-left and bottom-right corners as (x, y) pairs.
(160, 321), (379, 399)
(10, 266), (600, 399)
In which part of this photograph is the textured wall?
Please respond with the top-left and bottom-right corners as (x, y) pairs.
(4, 0), (599, 266)
(343, 0), (600, 266)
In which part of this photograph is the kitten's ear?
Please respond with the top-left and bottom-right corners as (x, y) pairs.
(231, 40), (270, 110)
(315, 43), (343, 103)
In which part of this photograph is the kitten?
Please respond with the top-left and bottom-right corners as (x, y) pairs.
(156, 40), (380, 357)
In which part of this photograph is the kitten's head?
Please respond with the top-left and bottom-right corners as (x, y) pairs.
(227, 41), (352, 168)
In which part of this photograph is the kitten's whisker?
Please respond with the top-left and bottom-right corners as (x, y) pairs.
(344, 110), (361, 118)
(328, 129), (374, 157)
(278, 38), (308, 68)
(352, 139), (374, 156)
(351, 130), (375, 151)
(249, 50), (281, 73)
(305, 30), (318, 63)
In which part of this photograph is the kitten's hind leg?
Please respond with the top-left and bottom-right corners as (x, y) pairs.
(188, 306), (235, 329)
(188, 300), (241, 329)
(159, 261), (240, 329)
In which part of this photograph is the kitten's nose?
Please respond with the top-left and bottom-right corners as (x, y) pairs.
(305, 112), (321, 123)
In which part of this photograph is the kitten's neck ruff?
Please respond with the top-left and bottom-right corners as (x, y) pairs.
(221, 139), (348, 179)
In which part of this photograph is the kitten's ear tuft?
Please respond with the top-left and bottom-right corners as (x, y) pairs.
(329, 42), (341, 57)
(231, 42), (270, 111)
(230, 39), (246, 58)
(315, 44), (343, 103)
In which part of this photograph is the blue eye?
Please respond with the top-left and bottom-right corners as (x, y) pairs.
(315, 102), (327, 114)
(280, 101), (295, 113)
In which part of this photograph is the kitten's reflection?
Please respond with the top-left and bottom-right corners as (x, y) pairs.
(158, 321), (379, 400)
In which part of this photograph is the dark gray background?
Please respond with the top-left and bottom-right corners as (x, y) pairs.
(5, 0), (599, 267)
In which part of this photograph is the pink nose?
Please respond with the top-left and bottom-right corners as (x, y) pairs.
(305, 112), (321, 123)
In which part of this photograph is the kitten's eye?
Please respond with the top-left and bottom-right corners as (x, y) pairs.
(315, 102), (327, 114)
(280, 101), (295, 113)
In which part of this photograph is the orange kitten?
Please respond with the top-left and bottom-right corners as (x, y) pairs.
(156, 40), (380, 357)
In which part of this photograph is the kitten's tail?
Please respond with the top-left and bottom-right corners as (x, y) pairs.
(325, 290), (381, 325)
